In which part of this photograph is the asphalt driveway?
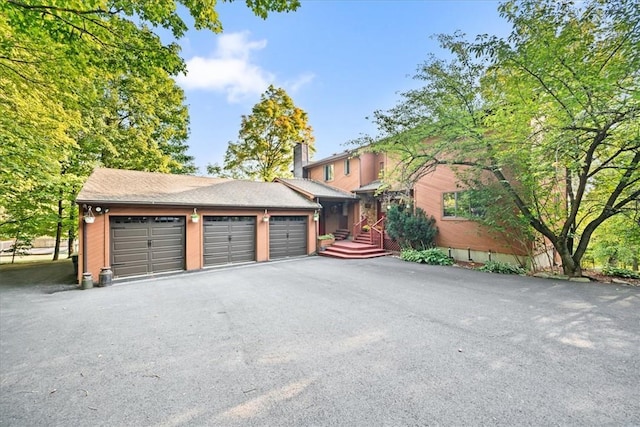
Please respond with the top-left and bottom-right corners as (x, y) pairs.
(1, 256), (638, 426)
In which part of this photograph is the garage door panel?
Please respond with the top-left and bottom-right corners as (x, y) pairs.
(113, 252), (149, 264)
(152, 238), (183, 249)
(204, 253), (230, 265)
(269, 216), (307, 259)
(112, 228), (149, 239)
(152, 227), (184, 238)
(115, 264), (150, 277)
(203, 217), (255, 267)
(112, 240), (148, 252)
(151, 259), (184, 273)
(110, 216), (185, 278)
(151, 248), (183, 260)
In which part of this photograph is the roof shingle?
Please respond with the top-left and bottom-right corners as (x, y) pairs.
(276, 178), (359, 200)
(77, 168), (321, 209)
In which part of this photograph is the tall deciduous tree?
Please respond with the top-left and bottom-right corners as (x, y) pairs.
(0, 0), (301, 255)
(367, 0), (639, 277)
(208, 85), (315, 181)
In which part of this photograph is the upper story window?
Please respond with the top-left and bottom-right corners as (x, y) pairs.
(442, 190), (485, 218)
(344, 158), (350, 175)
(379, 161), (385, 178)
(324, 164), (334, 181)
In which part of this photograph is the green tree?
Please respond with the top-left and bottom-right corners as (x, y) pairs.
(587, 211), (640, 270)
(0, 0), (301, 255)
(208, 85), (315, 181)
(367, 0), (639, 277)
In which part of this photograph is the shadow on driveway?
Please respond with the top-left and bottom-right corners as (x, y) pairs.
(0, 259), (77, 293)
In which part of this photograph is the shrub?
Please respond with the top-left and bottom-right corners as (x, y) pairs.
(318, 234), (334, 240)
(386, 204), (438, 250)
(478, 260), (526, 275)
(602, 266), (640, 279)
(401, 248), (453, 266)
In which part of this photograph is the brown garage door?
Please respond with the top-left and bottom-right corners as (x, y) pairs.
(110, 216), (185, 278)
(203, 216), (256, 266)
(269, 216), (307, 259)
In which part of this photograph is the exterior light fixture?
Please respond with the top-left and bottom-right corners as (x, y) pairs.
(191, 208), (200, 223)
(263, 210), (270, 222)
(313, 210), (319, 222)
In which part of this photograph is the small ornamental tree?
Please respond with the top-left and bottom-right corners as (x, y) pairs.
(208, 85), (315, 181)
(385, 204), (438, 250)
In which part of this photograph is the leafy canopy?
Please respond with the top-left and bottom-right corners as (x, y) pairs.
(0, 0), (301, 248)
(367, 0), (639, 276)
(208, 85), (315, 181)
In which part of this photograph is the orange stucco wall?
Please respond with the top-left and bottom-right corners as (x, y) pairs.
(78, 205), (317, 283)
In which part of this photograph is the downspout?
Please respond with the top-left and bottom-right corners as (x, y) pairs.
(82, 208), (87, 274)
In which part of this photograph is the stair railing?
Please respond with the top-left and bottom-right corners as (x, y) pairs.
(353, 215), (367, 239)
(370, 216), (385, 249)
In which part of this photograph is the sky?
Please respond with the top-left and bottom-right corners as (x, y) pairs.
(171, 0), (513, 174)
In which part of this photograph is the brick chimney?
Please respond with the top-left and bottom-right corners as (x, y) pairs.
(293, 142), (309, 178)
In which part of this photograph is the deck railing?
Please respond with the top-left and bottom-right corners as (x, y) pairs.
(370, 216), (385, 249)
(353, 215), (367, 239)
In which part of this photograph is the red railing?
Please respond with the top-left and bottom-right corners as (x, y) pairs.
(370, 216), (385, 249)
(353, 215), (367, 238)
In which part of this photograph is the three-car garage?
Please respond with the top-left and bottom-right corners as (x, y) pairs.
(77, 168), (321, 282)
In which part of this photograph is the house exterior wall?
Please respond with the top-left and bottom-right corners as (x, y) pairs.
(307, 155), (361, 192)
(413, 165), (529, 257)
(304, 149), (531, 263)
(78, 205), (317, 283)
(358, 152), (380, 185)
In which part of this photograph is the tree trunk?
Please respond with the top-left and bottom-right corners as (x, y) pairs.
(67, 203), (76, 258)
(11, 233), (18, 264)
(52, 198), (63, 261)
(555, 240), (582, 277)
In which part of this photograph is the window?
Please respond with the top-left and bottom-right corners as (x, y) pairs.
(344, 158), (350, 175)
(379, 161), (385, 178)
(323, 164), (334, 181)
(442, 190), (485, 218)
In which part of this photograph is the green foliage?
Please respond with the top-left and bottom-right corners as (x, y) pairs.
(208, 85), (315, 181)
(586, 213), (640, 269)
(385, 204), (437, 250)
(478, 261), (526, 275)
(0, 0), (300, 249)
(368, 0), (640, 277)
(400, 248), (453, 266)
(602, 267), (640, 280)
(318, 234), (334, 240)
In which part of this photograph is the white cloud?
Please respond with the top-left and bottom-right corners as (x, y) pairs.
(177, 32), (274, 103)
(286, 72), (316, 93)
(177, 31), (316, 103)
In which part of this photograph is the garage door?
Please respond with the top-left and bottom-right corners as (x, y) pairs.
(203, 216), (256, 266)
(269, 216), (307, 259)
(110, 216), (185, 278)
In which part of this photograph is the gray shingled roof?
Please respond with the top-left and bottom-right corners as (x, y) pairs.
(77, 168), (321, 209)
(303, 149), (355, 168)
(354, 180), (383, 193)
(276, 178), (359, 200)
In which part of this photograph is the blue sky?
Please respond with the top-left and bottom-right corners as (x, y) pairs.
(173, 1), (512, 174)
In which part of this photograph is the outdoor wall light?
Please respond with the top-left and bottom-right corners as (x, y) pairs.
(263, 209), (270, 222)
(94, 206), (109, 214)
(313, 210), (319, 222)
